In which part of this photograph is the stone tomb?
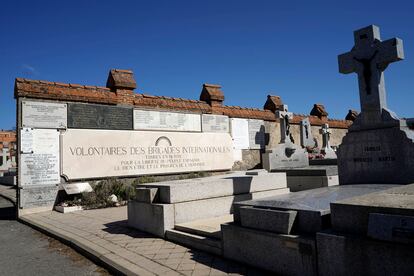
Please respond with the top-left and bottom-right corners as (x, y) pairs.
(221, 184), (396, 275)
(318, 184), (414, 275)
(128, 170), (289, 254)
(337, 25), (414, 184)
(262, 105), (309, 170)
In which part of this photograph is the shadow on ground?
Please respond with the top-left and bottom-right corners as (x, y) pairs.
(102, 220), (273, 275)
(0, 196), (16, 220)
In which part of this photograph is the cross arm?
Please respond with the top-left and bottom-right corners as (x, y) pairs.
(338, 51), (355, 74)
(377, 38), (404, 70)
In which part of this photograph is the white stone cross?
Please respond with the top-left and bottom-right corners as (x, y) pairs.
(276, 104), (293, 143)
(319, 123), (331, 149)
(319, 123), (336, 159)
(338, 25), (404, 123)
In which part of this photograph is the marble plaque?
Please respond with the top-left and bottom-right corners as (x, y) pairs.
(20, 186), (59, 208)
(20, 128), (34, 153)
(20, 129), (60, 186)
(230, 118), (249, 149)
(22, 100), (67, 128)
(134, 110), (201, 132)
(61, 129), (233, 180)
(202, 114), (229, 133)
(62, 182), (93, 195)
(248, 119), (265, 149)
(68, 103), (133, 130)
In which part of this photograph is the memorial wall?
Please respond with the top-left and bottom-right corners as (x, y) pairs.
(14, 69), (350, 213)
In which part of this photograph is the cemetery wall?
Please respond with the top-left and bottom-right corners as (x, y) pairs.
(14, 69), (351, 212)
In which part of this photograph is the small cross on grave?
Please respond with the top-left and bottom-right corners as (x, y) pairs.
(319, 123), (336, 159)
(338, 25), (404, 123)
(276, 104), (293, 144)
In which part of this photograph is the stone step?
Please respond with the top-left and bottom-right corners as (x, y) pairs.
(165, 229), (222, 256)
(174, 188), (290, 224)
(174, 215), (233, 239)
(141, 171), (287, 203)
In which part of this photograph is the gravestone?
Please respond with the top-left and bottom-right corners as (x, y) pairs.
(134, 109), (201, 132)
(319, 124), (336, 159)
(248, 119), (266, 149)
(337, 25), (414, 184)
(300, 118), (316, 148)
(262, 105), (308, 170)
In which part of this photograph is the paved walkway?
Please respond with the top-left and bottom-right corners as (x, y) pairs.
(20, 207), (267, 276)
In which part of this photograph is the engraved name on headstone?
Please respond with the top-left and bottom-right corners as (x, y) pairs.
(22, 100), (67, 129)
(248, 119), (265, 149)
(134, 110), (201, 132)
(202, 114), (229, 133)
(68, 103), (133, 130)
(230, 118), (250, 150)
(61, 129), (233, 180)
(20, 129), (60, 186)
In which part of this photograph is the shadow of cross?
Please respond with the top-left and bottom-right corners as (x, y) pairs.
(338, 25), (404, 123)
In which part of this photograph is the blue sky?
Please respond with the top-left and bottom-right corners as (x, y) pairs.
(1, 0), (414, 129)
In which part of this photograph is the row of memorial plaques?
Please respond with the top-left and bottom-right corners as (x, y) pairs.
(230, 118), (266, 150)
(21, 100), (231, 133)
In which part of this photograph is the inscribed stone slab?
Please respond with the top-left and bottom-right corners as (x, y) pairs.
(61, 129), (233, 180)
(134, 109), (201, 132)
(68, 103), (133, 130)
(22, 100), (67, 129)
(230, 118), (249, 149)
(201, 114), (229, 133)
(248, 119), (265, 149)
(20, 129), (60, 186)
(20, 185), (59, 208)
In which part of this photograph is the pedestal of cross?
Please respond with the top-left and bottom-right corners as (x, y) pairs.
(338, 25), (404, 128)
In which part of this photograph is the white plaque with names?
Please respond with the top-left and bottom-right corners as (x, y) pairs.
(22, 100), (67, 129)
(20, 129), (60, 186)
(248, 119), (266, 149)
(202, 114), (229, 133)
(230, 118), (250, 150)
(134, 110), (201, 132)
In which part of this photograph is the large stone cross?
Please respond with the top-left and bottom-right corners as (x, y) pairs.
(338, 25), (404, 123)
(276, 104), (293, 144)
(319, 123), (331, 149)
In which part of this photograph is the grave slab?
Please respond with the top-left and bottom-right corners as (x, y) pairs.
(233, 184), (397, 234)
(331, 184), (414, 235)
(141, 171), (287, 203)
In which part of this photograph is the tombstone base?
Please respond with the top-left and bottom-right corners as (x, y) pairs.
(338, 124), (414, 184)
(262, 141), (309, 171)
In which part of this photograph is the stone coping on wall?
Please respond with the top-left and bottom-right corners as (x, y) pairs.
(14, 76), (351, 129)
